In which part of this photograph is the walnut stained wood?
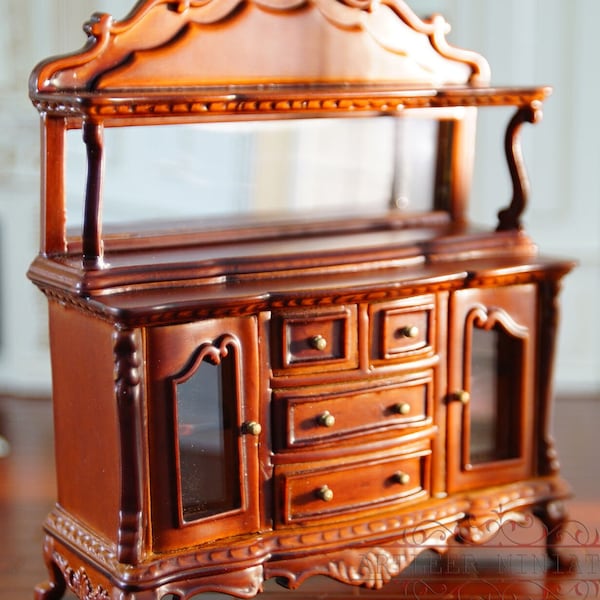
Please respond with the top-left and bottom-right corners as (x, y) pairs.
(5, 394), (600, 600)
(28, 1), (575, 599)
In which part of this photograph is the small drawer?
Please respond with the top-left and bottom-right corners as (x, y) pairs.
(371, 296), (435, 362)
(281, 450), (430, 523)
(275, 375), (432, 448)
(271, 306), (358, 374)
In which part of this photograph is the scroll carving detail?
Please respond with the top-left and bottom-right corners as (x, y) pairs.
(497, 101), (544, 232)
(329, 549), (401, 589)
(31, 0), (489, 94)
(54, 553), (110, 600)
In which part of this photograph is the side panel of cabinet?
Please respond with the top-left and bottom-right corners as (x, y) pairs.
(447, 284), (536, 493)
(145, 316), (263, 551)
(47, 301), (122, 543)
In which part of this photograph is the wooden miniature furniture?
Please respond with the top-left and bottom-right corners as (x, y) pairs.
(29, 1), (574, 599)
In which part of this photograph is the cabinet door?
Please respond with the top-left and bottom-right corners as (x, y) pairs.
(447, 285), (536, 493)
(146, 317), (262, 551)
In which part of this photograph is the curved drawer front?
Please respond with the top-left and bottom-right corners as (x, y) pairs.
(280, 449), (430, 524)
(271, 306), (358, 375)
(370, 295), (436, 363)
(275, 374), (432, 449)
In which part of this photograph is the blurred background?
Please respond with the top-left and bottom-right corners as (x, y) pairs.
(0, 0), (598, 399)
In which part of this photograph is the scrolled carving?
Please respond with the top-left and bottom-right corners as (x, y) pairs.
(497, 100), (544, 232)
(402, 520), (457, 549)
(457, 510), (526, 545)
(466, 303), (529, 339)
(31, 0), (491, 96)
(329, 548), (401, 589)
(83, 12), (115, 39)
(174, 334), (240, 385)
(53, 553), (110, 600)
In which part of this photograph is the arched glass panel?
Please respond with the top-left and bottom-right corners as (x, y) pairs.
(176, 353), (241, 522)
(469, 324), (523, 465)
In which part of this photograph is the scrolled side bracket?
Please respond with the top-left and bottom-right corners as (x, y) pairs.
(496, 100), (543, 232)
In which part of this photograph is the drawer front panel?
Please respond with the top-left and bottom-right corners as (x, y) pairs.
(277, 375), (432, 448)
(272, 306), (358, 374)
(383, 309), (430, 355)
(281, 451), (430, 523)
(371, 296), (435, 362)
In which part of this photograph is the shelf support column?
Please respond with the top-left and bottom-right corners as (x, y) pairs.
(82, 121), (105, 269)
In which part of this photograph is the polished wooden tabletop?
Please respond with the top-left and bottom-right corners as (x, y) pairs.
(1, 393), (598, 600)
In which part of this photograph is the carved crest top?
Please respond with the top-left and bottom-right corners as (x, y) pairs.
(31, 0), (492, 106)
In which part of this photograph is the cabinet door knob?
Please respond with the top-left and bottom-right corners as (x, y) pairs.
(451, 390), (471, 405)
(393, 471), (411, 485)
(310, 335), (328, 351)
(243, 421), (262, 436)
(316, 485), (334, 502)
(393, 402), (411, 415)
(398, 325), (419, 339)
(318, 411), (336, 428)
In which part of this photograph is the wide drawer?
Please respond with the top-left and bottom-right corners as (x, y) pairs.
(271, 306), (358, 375)
(280, 448), (430, 524)
(273, 374), (432, 449)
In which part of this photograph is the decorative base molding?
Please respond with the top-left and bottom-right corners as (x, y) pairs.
(36, 477), (573, 600)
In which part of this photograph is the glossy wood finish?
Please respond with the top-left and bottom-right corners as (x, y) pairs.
(2, 394), (599, 600)
(27, 1), (575, 599)
(447, 285), (536, 492)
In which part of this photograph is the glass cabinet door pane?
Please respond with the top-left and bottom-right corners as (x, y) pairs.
(469, 325), (522, 466)
(176, 356), (241, 522)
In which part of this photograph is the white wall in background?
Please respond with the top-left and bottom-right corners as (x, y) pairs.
(0, 1), (597, 396)
(429, 0), (600, 395)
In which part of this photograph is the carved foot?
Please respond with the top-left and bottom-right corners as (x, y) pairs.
(34, 578), (66, 600)
(34, 537), (66, 600)
(535, 501), (577, 571)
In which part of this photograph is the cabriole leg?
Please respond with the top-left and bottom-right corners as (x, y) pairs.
(535, 500), (577, 571)
(34, 536), (66, 600)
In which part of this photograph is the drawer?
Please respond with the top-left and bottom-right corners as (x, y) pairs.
(370, 295), (435, 362)
(280, 450), (430, 523)
(271, 306), (358, 374)
(274, 375), (432, 449)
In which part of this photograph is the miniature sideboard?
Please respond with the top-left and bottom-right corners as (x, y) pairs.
(28, 1), (574, 598)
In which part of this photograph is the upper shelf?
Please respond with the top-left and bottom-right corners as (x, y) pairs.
(28, 0), (552, 280)
(32, 83), (551, 125)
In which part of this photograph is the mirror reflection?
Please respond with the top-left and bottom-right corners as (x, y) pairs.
(66, 116), (442, 233)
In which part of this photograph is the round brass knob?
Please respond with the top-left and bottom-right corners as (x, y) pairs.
(243, 421), (262, 436)
(398, 325), (419, 339)
(317, 485), (334, 502)
(318, 411), (336, 428)
(452, 390), (471, 405)
(310, 335), (328, 351)
(393, 402), (411, 416)
(393, 471), (411, 485)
